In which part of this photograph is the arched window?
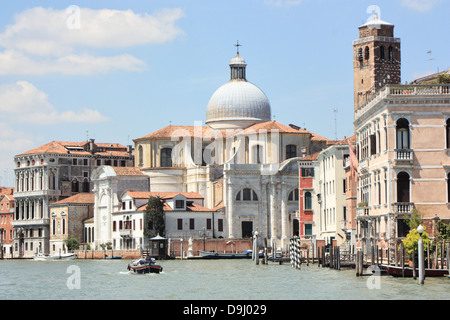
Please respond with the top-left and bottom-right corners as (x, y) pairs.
(380, 46), (385, 60)
(388, 46), (393, 61)
(253, 145), (263, 164)
(397, 172), (410, 203)
(446, 119), (450, 149)
(288, 189), (299, 201)
(396, 118), (410, 149)
(304, 191), (312, 210)
(160, 148), (172, 167)
(138, 145), (143, 167)
(448, 172), (450, 203)
(286, 145), (297, 159)
(236, 188), (258, 201)
(364, 46), (370, 60)
(71, 178), (79, 193)
(82, 178), (89, 193)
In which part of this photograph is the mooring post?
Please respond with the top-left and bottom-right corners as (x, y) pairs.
(446, 243), (449, 273)
(441, 240), (445, 270)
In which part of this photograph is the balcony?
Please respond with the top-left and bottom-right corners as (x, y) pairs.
(119, 229), (132, 237)
(356, 206), (370, 217)
(393, 202), (414, 214)
(395, 149), (413, 163)
(355, 84), (450, 124)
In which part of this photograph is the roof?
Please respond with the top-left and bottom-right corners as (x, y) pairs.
(239, 120), (311, 135)
(359, 14), (393, 28)
(17, 140), (130, 157)
(0, 187), (14, 196)
(112, 167), (145, 176)
(50, 193), (95, 206)
(136, 201), (215, 213)
(125, 191), (204, 200)
(134, 125), (213, 141)
(299, 151), (321, 161)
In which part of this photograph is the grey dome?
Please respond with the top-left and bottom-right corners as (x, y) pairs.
(205, 54), (271, 130)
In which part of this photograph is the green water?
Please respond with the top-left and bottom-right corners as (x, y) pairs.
(0, 259), (449, 300)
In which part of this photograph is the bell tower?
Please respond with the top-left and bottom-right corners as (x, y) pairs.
(353, 14), (401, 114)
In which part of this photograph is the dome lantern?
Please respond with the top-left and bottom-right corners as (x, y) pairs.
(205, 43), (271, 130)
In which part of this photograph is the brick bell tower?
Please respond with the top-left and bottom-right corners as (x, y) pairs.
(353, 13), (401, 114)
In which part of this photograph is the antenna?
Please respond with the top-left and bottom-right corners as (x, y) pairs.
(333, 108), (338, 140)
(427, 50), (434, 74)
(86, 130), (89, 141)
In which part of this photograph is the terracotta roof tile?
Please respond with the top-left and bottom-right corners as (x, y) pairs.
(17, 140), (129, 157)
(50, 193), (95, 206)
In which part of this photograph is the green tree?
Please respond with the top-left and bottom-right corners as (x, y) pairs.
(64, 235), (80, 251)
(401, 228), (430, 259)
(145, 196), (165, 238)
(405, 208), (423, 230)
(436, 220), (450, 240)
(437, 74), (450, 84)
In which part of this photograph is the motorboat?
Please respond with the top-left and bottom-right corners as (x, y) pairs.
(198, 250), (260, 259)
(127, 257), (163, 274)
(51, 252), (77, 260)
(32, 249), (50, 261)
(381, 265), (449, 277)
(105, 255), (123, 260)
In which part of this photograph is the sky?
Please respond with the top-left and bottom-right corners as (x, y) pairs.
(0, 0), (449, 186)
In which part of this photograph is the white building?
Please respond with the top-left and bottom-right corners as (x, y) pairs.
(131, 52), (330, 251)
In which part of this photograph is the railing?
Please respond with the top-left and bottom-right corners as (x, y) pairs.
(395, 149), (413, 161)
(393, 202), (414, 214)
(119, 229), (132, 237)
(355, 84), (450, 120)
(356, 207), (370, 217)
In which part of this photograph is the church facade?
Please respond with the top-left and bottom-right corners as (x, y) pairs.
(130, 51), (329, 251)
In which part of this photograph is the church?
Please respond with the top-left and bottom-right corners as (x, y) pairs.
(93, 47), (330, 252)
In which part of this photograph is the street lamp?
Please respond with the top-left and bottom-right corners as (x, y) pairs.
(417, 224), (424, 284)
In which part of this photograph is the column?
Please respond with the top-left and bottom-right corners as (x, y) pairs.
(280, 181), (289, 249)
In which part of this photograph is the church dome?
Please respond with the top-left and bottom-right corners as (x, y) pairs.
(206, 52), (271, 130)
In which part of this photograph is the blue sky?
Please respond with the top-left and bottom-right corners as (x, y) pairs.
(0, 0), (449, 186)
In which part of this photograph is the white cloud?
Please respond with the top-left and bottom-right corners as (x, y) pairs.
(0, 81), (110, 124)
(264, 0), (303, 7)
(0, 6), (184, 75)
(400, 0), (442, 12)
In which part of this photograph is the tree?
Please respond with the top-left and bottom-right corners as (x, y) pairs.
(64, 235), (80, 251)
(401, 228), (430, 259)
(405, 208), (422, 230)
(145, 196), (165, 238)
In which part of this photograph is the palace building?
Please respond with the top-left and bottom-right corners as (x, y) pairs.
(352, 15), (450, 254)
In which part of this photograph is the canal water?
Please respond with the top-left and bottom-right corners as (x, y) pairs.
(1, 259), (449, 300)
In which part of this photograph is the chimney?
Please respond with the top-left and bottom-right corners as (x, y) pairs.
(89, 139), (95, 154)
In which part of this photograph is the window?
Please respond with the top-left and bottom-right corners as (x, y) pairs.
(288, 189), (299, 201)
(388, 46), (393, 61)
(113, 221), (116, 232)
(160, 148), (172, 167)
(357, 48), (363, 61)
(448, 172), (450, 203)
(301, 167), (314, 177)
(175, 200), (185, 209)
(206, 218), (212, 230)
(304, 192), (312, 210)
(73, 159), (78, 166)
(380, 46), (385, 60)
(304, 224), (312, 236)
(189, 218), (195, 230)
(83, 159), (88, 166)
(396, 118), (410, 149)
(446, 119), (450, 149)
(253, 145), (263, 164)
(286, 145), (297, 159)
(236, 188), (258, 201)
(218, 219), (223, 232)
(364, 46), (370, 60)
(177, 219), (183, 230)
(397, 172), (410, 203)
(71, 179), (79, 193)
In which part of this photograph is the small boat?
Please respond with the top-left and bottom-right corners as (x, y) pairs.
(198, 250), (257, 259)
(105, 255), (123, 260)
(127, 257), (163, 274)
(381, 265), (449, 277)
(51, 252), (77, 260)
(32, 250), (50, 261)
